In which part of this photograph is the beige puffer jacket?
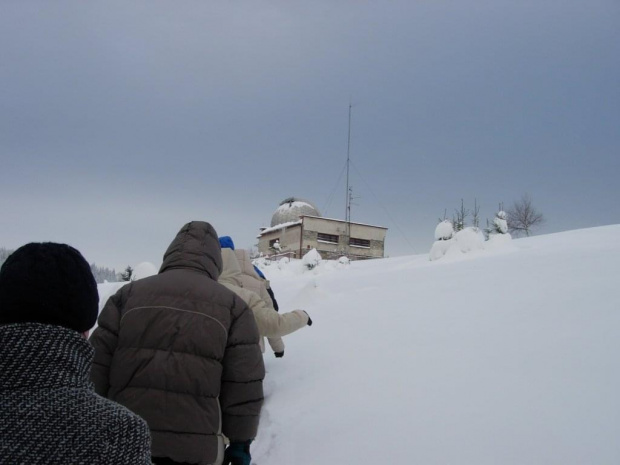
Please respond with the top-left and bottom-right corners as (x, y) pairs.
(234, 249), (274, 305)
(90, 221), (264, 465)
(234, 249), (288, 353)
(219, 248), (308, 355)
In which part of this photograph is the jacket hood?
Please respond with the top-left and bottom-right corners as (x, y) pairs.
(234, 249), (262, 280)
(219, 248), (243, 288)
(159, 221), (222, 280)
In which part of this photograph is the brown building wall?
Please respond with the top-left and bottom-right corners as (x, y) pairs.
(298, 217), (386, 259)
(257, 224), (302, 257)
(258, 216), (387, 261)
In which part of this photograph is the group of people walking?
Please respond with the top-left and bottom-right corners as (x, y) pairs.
(0, 221), (312, 464)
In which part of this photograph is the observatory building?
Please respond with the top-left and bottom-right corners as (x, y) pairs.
(257, 197), (387, 260)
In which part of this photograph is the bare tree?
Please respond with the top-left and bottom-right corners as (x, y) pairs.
(472, 198), (481, 229)
(452, 199), (470, 232)
(507, 194), (545, 237)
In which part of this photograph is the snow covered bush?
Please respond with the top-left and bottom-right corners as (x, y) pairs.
(430, 226), (485, 261)
(429, 239), (454, 261)
(435, 220), (454, 241)
(302, 248), (322, 270)
(132, 262), (158, 280)
(430, 220), (457, 261)
(119, 265), (133, 281)
(454, 227), (485, 253)
(338, 256), (351, 266)
(277, 257), (290, 269)
(485, 210), (512, 246)
(490, 211), (508, 235)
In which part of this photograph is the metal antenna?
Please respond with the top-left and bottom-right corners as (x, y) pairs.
(345, 102), (354, 256)
(345, 102), (352, 223)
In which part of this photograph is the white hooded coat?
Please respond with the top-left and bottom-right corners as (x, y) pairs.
(234, 249), (276, 308)
(219, 248), (308, 354)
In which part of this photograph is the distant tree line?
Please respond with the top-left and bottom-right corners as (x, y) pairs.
(90, 264), (137, 283)
(0, 247), (15, 268)
(90, 263), (119, 283)
(2, 247), (129, 284)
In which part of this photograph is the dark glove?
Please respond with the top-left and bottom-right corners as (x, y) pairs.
(303, 311), (313, 326)
(223, 441), (251, 465)
(274, 351), (284, 358)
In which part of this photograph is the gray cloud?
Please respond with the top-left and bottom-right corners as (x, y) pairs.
(1, 0), (618, 268)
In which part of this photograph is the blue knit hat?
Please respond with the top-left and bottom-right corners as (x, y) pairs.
(219, 236), (235, 250)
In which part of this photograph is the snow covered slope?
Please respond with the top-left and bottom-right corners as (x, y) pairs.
(251, 225), (620, 464)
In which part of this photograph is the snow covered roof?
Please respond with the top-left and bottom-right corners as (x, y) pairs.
(257, 220), (302, 238)
(302, 215), (388, 230)
(270, 197), (321, 227)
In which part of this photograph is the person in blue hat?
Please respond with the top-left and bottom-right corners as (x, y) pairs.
(219, 236), (312, 358)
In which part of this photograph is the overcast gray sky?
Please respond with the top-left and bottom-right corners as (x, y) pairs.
(1, 1), (619, 271)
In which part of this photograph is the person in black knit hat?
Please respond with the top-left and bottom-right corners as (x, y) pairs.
(0, 242), (99, 332)
(0, 242), (153, 464)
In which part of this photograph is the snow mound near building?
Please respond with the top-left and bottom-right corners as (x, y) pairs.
(132, 261), (158, 280)
(430, 227), (487, 261)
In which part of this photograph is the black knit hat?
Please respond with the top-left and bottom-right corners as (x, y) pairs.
(0, 242), (99, 332)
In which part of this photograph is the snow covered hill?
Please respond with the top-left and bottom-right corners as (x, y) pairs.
(249, 225), (620, 464)
(95, 225), (620, 464)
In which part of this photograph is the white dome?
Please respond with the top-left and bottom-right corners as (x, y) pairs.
(270, 197), (321, 227)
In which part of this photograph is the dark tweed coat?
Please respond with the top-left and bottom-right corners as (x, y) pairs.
(0, 323), (152, 464)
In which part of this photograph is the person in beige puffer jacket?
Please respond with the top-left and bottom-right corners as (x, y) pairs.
(218, 244), (311, 357)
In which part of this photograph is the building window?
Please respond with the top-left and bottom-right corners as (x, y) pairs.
(269, 238), (280, 247)
(349, 237), (371, 248)
(317, 233), (339, 244)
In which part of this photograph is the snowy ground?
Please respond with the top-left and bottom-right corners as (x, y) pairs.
(97, 225), (620, 464)
(251, 226), (620, 464)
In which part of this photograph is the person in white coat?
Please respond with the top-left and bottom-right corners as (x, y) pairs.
(218, 237), (312, 357)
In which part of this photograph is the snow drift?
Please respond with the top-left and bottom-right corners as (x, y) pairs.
(250, 225), (620, 464)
